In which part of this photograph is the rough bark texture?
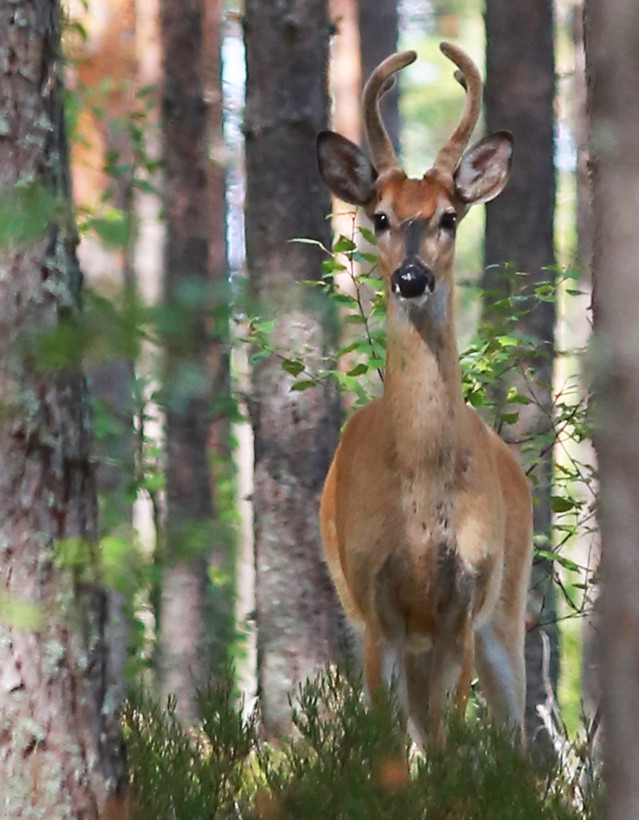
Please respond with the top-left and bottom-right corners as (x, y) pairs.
(244, 0), (343, 737)
(483, 0), (559, 756)
(586, 1), (639, 815)
(0, 1), (125, 816)
(358, 0), (400, 154)
(159, 0), (215, 722)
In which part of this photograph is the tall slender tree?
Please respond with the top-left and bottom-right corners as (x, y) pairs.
(483, 0), (559, 755)
(0, 0), (125, 814)
(586, 0), (639, 815)
(159, 0), (227, 720)
(358, 0), (400, 153)
(73, 0), (139, 720)
(244, 0), (343, 736)
(203, 0), (234, 678)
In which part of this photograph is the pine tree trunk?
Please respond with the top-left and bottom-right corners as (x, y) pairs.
(245, 0), (343, 737)
(586, 0), (639, 814)
(0, 1), (125, 815)
(159, 0), (215, 721)
(358, 0), (400, 153)
(484, 0), (559, 757)
(203, 0), (234, 679)
(74, 0), (139, 720)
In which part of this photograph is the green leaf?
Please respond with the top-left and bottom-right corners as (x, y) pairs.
(290, 237), (330, 253)
(357, 225), (376, 244)
(290, 379), (316, 392)
(282, 359), (305, 377)
(333, 235), (357, 253)
(535, 549), (581, 574)
(551, 495), (577, 513)
(507, 387), (532, 405)
(322, 259), (346, 274)
(347, 363), (367, 377)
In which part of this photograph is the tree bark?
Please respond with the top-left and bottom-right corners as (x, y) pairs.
(484, 0), (559, 757)
(159, 0), (216, 721)
(0, 1), (125, 815)
(586, 1), (639, 815)
(203, 0), (234, 680)
(358, 0), (400, 154)
(244, 0), (343, 737)
(73, 0), (139, 720)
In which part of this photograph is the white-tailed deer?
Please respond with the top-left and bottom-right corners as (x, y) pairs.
(317, 43), (532, 745)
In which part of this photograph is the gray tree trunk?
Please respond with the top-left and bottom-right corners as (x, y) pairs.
(244, 0), (343, 737)
(159, 0), (216, 721)
(358, 0), (400, 154)
(203, 0), (234, 680)
(586, 0), (639, 815)
(484, 0), (559, 757)
(0, 1), (125, 815)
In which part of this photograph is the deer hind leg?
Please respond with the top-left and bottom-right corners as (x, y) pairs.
(475, 616), (526, 742)
(405, 637), (469, 748)
(363, 626), (408, 716)
(455, 609), (475, 719)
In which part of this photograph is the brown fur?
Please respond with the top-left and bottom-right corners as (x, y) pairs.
(318, 47), (530, 745)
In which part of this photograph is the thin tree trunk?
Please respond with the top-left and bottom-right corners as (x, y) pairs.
(484, 0), (559, 757)
(245, 0), (343, 737)
(203, 0), (234, 679)
(358, 0), (400, 154)
(74, 0), (139, 718)
(586, 1), (639, 815)
(572, 6), (593, 280)
(0, 0), (125, 815)
(159, 0), (215, 721)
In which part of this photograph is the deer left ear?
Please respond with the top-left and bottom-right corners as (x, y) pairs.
(454, 131), (513, 205)
(316, 131), (378, 207)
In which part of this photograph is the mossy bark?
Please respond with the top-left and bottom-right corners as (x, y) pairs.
(0, 1), (125, 816)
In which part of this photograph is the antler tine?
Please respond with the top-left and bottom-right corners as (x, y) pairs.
(363, 50), (417, 173)
(434, 42), (483, 174)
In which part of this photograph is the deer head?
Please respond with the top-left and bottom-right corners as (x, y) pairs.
(317, 43), (513, 310)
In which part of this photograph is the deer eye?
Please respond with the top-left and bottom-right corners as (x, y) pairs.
(440, 211), (457, 233)
(374, 212), (390, 233)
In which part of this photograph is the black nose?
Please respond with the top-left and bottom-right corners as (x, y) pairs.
(390, 259), (435, 299)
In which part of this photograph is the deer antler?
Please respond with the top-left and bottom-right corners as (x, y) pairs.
(434, 42), (482, 174)
(362, 50), (417, 173)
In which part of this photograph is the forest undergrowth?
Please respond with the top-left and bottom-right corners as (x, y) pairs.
(124, 666), (602, 819)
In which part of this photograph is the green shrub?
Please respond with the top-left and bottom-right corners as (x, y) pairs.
(124, 667), (595, 819)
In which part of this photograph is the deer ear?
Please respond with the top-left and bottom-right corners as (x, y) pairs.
(316, 131), (378, 207)
(454, 131), (513, 205)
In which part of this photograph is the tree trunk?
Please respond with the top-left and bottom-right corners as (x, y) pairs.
(203, 0), (234, 680)
(245, 0), (343, 737)
(358, 0), (400, 154)
(586, 1), (639, 815)
(159, 0), (216, 721)
(484, 0), (559, 757)
(0, 1), (125, 815)
(73, 0), (139, 719)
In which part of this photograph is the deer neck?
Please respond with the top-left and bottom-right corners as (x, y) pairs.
(383, 282), (464, 476)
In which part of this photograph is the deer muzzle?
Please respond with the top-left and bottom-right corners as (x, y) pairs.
(391, 258), (435, 300)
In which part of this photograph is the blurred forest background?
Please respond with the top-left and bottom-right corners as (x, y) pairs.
(3, 0), (637, 816)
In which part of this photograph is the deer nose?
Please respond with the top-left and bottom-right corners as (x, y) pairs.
(391, 259), (435, 299)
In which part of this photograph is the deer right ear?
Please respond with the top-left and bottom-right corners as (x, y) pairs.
(316, 131), (378, 207)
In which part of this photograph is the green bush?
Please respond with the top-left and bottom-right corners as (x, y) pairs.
(124, 667), (595, 819)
